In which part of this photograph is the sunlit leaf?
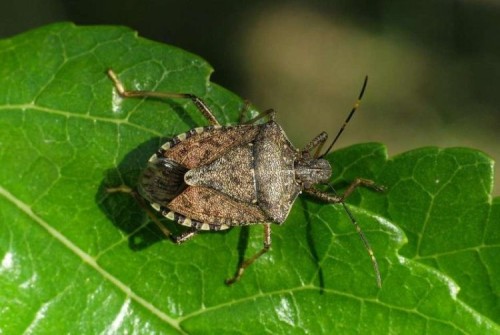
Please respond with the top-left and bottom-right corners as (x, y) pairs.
(0, 23), (498, 334)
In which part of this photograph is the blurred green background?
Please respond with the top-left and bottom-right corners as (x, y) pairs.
(1, 0), (498, 194)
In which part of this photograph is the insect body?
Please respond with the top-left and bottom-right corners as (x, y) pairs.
(107, 69), (383, 286)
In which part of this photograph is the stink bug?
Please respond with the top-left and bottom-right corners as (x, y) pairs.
(106, 69), (384, 286)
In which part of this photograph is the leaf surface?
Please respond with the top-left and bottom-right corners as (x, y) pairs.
(0, 23), (498, 334)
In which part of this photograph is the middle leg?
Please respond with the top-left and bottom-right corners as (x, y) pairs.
(225, 223), (272, 285)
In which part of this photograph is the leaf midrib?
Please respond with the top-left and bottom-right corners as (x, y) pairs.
(0, 185), (184, 333)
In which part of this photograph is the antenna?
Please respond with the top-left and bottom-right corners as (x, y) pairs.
(319, 76), (368, 158)
(329, 184), (381, 287)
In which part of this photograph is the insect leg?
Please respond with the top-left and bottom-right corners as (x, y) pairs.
(107, 69), (220, 126)
(238, 100), (252, 124)
(342, 178), (386, 199)
(302, 132), (328, 158)
(106, 185), (175, 238)
(305, 178), (385, 202)
(242, 108), (276, 125)
(304, 181), (384, 287)
(304, 187), (342, 203)
(225, 223), (272, 285)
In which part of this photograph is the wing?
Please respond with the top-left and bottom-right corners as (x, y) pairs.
(160, 125), (260, 169)
(166, 186), (269, 229)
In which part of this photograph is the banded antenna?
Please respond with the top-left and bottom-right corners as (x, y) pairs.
(329, 184), (382, 288)
(321, 77), (381, 287)
(319, 76), (368, 158)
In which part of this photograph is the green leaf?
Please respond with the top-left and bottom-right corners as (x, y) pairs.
(346, 145), (500, 326)
(0, 23), (498, 334)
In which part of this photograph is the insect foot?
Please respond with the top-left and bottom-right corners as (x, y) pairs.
(107, 69), (383, 287)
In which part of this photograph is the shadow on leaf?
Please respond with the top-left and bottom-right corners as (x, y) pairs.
(96, 136), (200, 251)
(300, 197), (326, 293)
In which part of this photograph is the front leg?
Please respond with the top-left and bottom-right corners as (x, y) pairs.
(304, 178), (384, 288)
(301, 131), (328, 158)
(304, 178), (385, 203)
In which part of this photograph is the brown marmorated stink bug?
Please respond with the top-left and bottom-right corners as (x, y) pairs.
(106, 69), (384, 287)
